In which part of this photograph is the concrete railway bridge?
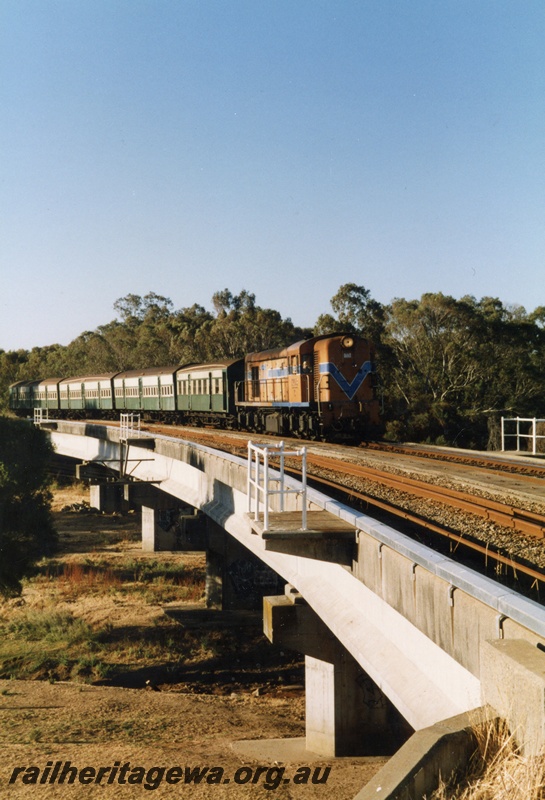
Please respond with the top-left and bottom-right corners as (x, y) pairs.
(41, 420), (545, 799)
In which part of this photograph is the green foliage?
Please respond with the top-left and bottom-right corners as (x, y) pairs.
(381, 293), (545, 447)
(314, 283), (385, 342)
(0, 417), (57, 596)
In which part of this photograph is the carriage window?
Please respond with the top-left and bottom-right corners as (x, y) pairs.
(291, 356), (298, 374)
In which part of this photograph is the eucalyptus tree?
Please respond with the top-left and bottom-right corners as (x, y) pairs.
(314, 283), (385, 343)
(382, 293), (483, 443)
(198, 289), (303, 361)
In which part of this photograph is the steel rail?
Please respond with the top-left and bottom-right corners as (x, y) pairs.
(308, 454), (545, 540)
(286, 463), (545, 587)
(366, 441), (545, 478)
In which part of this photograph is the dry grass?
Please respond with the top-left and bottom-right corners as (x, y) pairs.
(429, 719), (545, 800)
(0, 483), (303, 694)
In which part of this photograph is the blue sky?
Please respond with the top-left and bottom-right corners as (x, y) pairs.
(1, 0), (544, 351)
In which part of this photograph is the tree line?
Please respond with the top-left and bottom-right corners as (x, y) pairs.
(2, 285), (545, 449)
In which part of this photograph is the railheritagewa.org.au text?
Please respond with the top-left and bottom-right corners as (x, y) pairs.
(8, 760), (332, 791)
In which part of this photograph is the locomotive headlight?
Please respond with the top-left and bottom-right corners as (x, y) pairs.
(341, 336), (354, 349)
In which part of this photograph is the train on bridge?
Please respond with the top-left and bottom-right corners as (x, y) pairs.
(9, 333), (379, 442)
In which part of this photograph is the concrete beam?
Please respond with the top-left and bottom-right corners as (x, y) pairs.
(480, 638), (545, 755)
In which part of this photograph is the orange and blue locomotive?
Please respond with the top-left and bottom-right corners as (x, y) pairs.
(238, 334), (378, 440)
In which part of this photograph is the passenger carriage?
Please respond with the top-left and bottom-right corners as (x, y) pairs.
(113, 367), (178, 418)
(59, 377), (85, 415)
(36, 378), (62, 415)
(175, 360), (244, 426)
(8, 380), (38, 415)
(79, 374), (118, 415)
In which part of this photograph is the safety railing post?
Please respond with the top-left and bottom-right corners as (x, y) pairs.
(264, 447), (269, 532)
(247, 440), (308, 532)
(500, 417), (545, 454)
(301, 446), (307, 530)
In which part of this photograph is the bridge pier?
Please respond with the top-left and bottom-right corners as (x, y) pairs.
(89, 483), (126, 514)
(264, 587), (411, 757)
(206, 520), (284, 611)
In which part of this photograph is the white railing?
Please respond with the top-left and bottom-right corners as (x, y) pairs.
(33, 408), (47, 425)
(120, 413), (142, 440)
(501, 417), (545, 455)
(247, 440), (308, 532)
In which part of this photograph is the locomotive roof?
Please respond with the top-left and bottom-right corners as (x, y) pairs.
(245, 339), (308, 360)
(245, 333), (362, 361)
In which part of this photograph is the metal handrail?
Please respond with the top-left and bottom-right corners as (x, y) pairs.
(501, 417), (545, 455)
(247, 440), (308, 531)
(120, 413), (141, 441)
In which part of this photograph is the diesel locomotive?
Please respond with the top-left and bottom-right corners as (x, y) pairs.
(9, 333), (379, 442)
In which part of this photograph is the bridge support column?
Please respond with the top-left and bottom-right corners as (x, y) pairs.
(89, 483), (126, 514)
(141, 504), (207, 552)
(264, 587), (409, 757)
(206, 520), (284, 611)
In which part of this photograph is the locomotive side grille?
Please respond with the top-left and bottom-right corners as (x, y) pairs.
(313, 352), (320, 401)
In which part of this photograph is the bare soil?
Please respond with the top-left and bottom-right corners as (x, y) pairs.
(0, 485), (387, 798)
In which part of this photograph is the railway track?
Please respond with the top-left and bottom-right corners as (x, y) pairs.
(88, 421), (545, 593)
(308, 454), (545, 540)
(366, 440), (545, 478)
(292, 456), (545, 591)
